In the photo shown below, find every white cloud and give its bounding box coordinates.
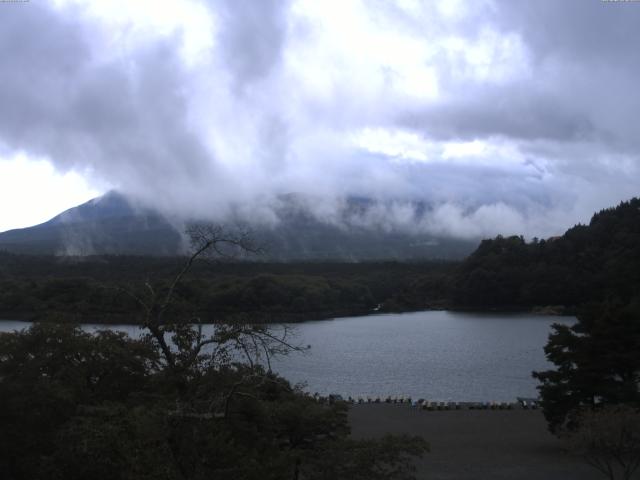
[0,0,638,239]
[0,154,101,232]
[424,202,526,239]
[351,128,433,163]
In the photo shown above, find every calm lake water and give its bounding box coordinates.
[0,311,573,402]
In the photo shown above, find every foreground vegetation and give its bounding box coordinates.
[533,300,640,433]
[0,226,428,479]
[0,322,428,480]
[531,299,640,480]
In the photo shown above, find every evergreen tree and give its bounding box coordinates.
[533,300,640,433]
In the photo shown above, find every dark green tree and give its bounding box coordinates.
[533,300,640,433]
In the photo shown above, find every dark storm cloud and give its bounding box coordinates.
[497,0,640,63]
[0,4,89,147]
[216,0,291,90]
[0,0,638,239]
[401,87,597,143]
[508,0,640,150]
[401,0,640,149]
[0,2,228,215]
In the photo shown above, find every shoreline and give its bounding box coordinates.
[0,304,574,326]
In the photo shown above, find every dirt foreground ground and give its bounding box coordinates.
[349,404,606,480]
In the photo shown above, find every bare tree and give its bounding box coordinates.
[120,223,306,374]
[565,405,640,480]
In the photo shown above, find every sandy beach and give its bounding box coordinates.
[349,404,605,480]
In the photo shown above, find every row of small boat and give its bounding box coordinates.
[312,394,540,410]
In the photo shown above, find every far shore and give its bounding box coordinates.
[349,403,600,480]
[0,304,575,327]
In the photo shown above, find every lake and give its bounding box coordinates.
[0,310,572,402]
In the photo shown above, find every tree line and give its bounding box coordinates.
[0,253,455,323]
[451,198,640,311]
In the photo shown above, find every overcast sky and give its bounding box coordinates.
[0,0,639,238]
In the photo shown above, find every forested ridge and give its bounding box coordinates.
[525,201,640,469]
[1,198,639,323]
[0,256,454,323]
[452,197,640,311]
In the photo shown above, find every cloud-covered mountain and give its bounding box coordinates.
[0,192,478,260]
[1,1,639,240]
[0,192,183,256]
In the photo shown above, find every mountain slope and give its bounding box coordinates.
[0,192,479,260]
[0,192,183,255]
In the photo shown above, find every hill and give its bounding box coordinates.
[0,192,183,256]
[451,198,640,311]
